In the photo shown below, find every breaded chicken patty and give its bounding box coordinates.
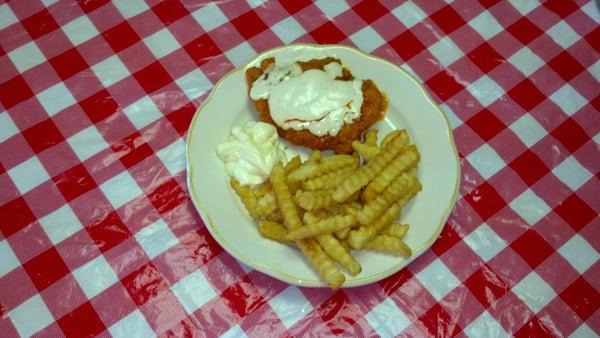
[245,57,387,154]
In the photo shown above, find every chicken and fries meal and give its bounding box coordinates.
[216,55,422,289]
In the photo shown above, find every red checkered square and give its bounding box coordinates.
[560,277,599,320]
[466,109,506,141]
[467,42,504,73]
[232,10,268,40]
[584,27,600,53]
[21,118,65,154]
[279,0,312,15]
[221,275,266,319]
[418,303,462,337]
[133,61,172,94]
[78,0,110,13]
[0,197,36,238]
[514,316,556,338]
[510,229,555,269]
[388,30,426,61]
[544,0,579,19]
[465,264,510,308]
[508,78,546,111]
[551,118,589,154]
[310,22,346,44]
[57,301,106,337]
[554,193,596,231]
[49,48,89,81]
[352,0,388,24]
[464,182,507,221]
[426,70,466,101]
[509,150,550,185]
[314,291,364,336]
[102,21,140,53]
[0,75,34,109]
[140,290,188,335]
[507,17,544,45]
[86,210,131,253]
[111,132,154,169]
[431,223,462,256]
[23,247,70,291]
[152,0,189,26]
[40,274,87,319]
[6,222,52,263]
[122,262,170,306]
[78,89,119,124]
[21,8,59,39]
[548,51,585,82]
[430,5,466,34]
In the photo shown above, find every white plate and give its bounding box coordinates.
[187,44,460,288]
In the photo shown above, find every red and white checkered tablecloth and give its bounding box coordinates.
[0,0,598,337]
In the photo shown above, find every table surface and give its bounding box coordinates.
[0,0,599,337]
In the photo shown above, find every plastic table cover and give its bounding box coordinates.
[0,0,598,337]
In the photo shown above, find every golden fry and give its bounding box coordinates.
[288,155,358,182]
[357,173,418,226]
[287,214,357,240]
[381,130,401,149]
[381,223,409,239]
[231,178,261,219]
[332,131,409,202]
[270,162,302,231]
[258,221,289,242]
[295,190,335,211]
[365,129,378,146]
[302,166,356,191]
[335,227,350,239]
[308,150,322,163]
[284,156,302,174]
[363,145,420,201]
[297,239,345,289]
[366,235,412,257]
[257,192,277,217]
[316,234,361,275]
[352,140,380,161]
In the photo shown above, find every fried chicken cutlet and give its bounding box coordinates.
[245,57,387,154]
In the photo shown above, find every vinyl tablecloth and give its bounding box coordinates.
[0,0,599,337]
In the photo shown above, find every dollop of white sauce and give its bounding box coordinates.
[249,61,363,137]
[216,121,287,186]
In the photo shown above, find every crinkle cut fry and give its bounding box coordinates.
[270,162,302,231]
[231,178,261,219]
[366,234,412,257]
[287,214,357,240]
[302,166,356,191]
[297,239,345,289]
[258,221,289,242]
[357,172,418,226]
[332,130,409,202]
[363,144,419,201]
[381,223,409,238]
[288,155,358,182]
[295,189,335,211]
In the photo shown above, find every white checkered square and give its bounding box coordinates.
[123,95,164,130]
[220,324,248,338]
[0,112,19,143]
[416,259,460,301]
[467,143,505,180]
[547,21,580,49]
[135,219,179,259]
[8,156,50,194]
[0,240,20,278]
[39,204,83,245]
[37,82,77,116]
[467,75,504,107]
[550,84,587,116]
[508,46,544,77]
[9,295,54,337]
[156,138,187,176]
[109,309,155,338]
[509,189,550,226]
[589,60,600,81]
[0,4,18,30]
[428,36,463,68]
[440,104,462,129]
[582,1,600,23]
[512,271,556,313]
[226,42,256,67]
[315,0,349,19]
[558,234,599,274]
[469,10,503,40]
[91,55,130,88]
[365,298,410,337]
[175,69,213,101]
[8,41,46,73]
[464,311,509,338]
[62,15,100,46]
[67,125,109,162]
[172,270,217,314]
[73,254,119,299]
[113,0,149,19]
[42,0,58,6]
[552,156,593,191]
[569,323,596,338]
[191,3,228,32]
[350,26,385,53]
[392,2,427,28]
[272,17,306,44]
[464,223,506,262]
[510,0,540,16]
[247,0,267,8]
[594,131,600,145]
[100,171,143,209]
[268,286,313,329]
[509,113,547,147]
[144,28,180,59]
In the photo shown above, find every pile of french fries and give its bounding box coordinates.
[230,129,421,289]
